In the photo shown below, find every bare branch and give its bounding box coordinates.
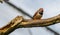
[19,14,60,27]
[0,14,60,35]
[0,7,60,35]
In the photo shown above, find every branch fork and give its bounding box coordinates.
[0,8,60,35]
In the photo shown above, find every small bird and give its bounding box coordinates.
[33,8,43,20]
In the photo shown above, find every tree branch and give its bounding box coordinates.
[0,14,60,35]
[19,14,60,27]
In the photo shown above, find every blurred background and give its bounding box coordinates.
[0,0,60,35]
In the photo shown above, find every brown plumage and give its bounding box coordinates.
[33,8,43,20]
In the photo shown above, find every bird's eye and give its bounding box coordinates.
[39,12,43,15]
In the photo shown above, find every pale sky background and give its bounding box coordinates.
[0,0,60,35]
